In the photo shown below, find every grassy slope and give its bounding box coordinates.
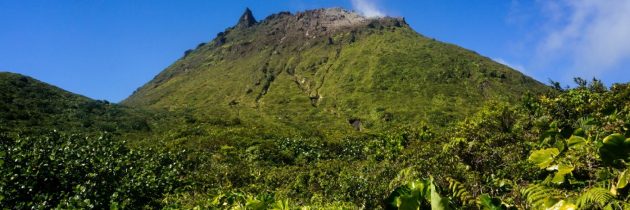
[123,19,549,138]
[0,72,152,135]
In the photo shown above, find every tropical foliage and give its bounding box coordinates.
[3,75,630,209]
[0,131,187,209]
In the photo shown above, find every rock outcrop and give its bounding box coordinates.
[236,7,257,28]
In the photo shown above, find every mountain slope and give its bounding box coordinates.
[0,72,150,134]
[123,8,550,135]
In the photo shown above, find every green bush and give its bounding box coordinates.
[0,131,187,209]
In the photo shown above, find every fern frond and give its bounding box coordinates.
[388,167,419,192]
[576,187,615,209]
[446,177,475,206]
[520,184,561,208]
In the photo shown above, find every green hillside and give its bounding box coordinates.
[0,72,194,209]
[123,8,549,137]
[0,72,152,134]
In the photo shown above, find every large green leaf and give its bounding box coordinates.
[271,199,290,210]
[387,180,429,210]
[387,178,452,210]
[547,200,577,210]
[528,148,560,169]
[602,134,625,147]
[429,178,451,210]
[551,164,574,184]
[600,134,630,163]
[617,169,630,190]
[567,136,586,148]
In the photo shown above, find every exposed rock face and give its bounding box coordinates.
[236,8,257,28]
[228,8,408,38]
[260,8,407,39]
[295,8,369,32]
[205,8,408,57]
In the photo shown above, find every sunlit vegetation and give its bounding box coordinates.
[0,131,187,209]
[2,8,630,209]
[3,72,630,209]
[122,10,549,138]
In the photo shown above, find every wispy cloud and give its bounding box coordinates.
[350,0,385,18]
[536,0,630,77]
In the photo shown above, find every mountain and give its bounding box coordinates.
[0,72,150,134]
[123,8,550,135]
[8,7,627,210]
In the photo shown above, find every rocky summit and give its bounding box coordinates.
[236,7,257,28]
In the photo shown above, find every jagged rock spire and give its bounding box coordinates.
[237,7,257,28]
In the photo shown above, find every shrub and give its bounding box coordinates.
[0,131,187,209]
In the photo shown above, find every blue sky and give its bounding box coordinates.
[1,0,629,102]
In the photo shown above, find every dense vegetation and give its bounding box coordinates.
[0,72,154,135]
[3,8,630,210]
[3,73,630,209]
[0,132,187,209]
[151,78,630,209]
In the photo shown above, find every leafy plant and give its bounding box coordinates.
[0,131,187,209]
[446,177,475,207]
[386,176,453,210]
[599,133,630,164]
[520,184,568,209]
[575,187,617,209]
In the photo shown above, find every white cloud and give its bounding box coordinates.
[350,0,385,18]
[493,57,527,74]
[536,0,630,77]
